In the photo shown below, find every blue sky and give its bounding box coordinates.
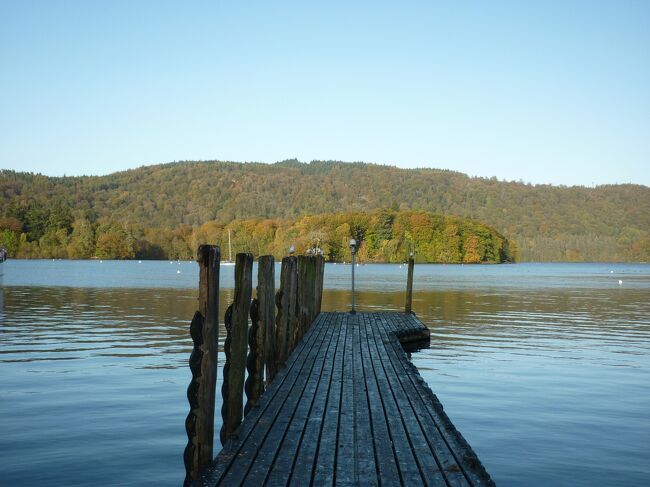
[1,1,649,186]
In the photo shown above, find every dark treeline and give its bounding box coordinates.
[0,208,514,263]
[1,159,648,261]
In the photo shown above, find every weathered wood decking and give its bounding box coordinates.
[195,312,494,486]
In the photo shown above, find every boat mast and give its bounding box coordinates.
[228,230,232,262]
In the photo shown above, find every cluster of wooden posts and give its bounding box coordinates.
[184,245,325,485]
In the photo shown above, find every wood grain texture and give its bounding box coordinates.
[196,312,494,487]
[220,253,253,444]
[245,298,262,416]
[275,256,298,371]
[184,245,220,485]
[259,256,277,384]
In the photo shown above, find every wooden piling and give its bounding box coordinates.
[258,256,276,384]
[245,298,261,416]
[220,252,253,444]
[297,255,317,339]
[184,245,220,486]
[244,255,275,412]
[405,256,414,314]
[314,255,325,316]
[275,256,298,371]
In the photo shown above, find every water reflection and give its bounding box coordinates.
[1,265,650,486]
[2,286,648,368]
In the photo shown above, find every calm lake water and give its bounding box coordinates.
[1,260,649,486]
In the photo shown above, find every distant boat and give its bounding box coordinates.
[221,230,235,266]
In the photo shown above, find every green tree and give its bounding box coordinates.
[95,222,135,259]
[67,219,95,258]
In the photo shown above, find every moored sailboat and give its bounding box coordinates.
[221,230,235,266]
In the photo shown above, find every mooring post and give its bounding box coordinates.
[245,297,261,416]
[297,255,316,339]
[258,255,276,385]
[245,255,275,413]
[275,256,297,370]
[405,254,415,314]
[221,252,253,444]
[314,255,325,316]
[184,245,220,486]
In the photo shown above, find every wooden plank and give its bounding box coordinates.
[184,245,220,485]
[384,313,494,486]
[311,313,348,485]
[220,252,253,444]
[195,312,494,487]
[218,313,332,485]
[370,314,455,487]
[363,313,426,484]
[382,314,470,486]
[358,313,402,485]
[349,312,379,486]
[288,313,346,486]
[335,311,358,485]
[244,312,339,485]
[197,315,327,486]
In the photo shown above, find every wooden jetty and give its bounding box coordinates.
[185,246,494,486]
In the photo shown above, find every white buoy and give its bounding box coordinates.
[100,260,103,263]
[138,260,142,264]
[618,279,623,285]
[177,270,181,274]
[610,270,614,274]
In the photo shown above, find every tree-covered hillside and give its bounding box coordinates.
[1,160,648,261]
[0,208,513,264]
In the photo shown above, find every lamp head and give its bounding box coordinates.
[289,244,295,254]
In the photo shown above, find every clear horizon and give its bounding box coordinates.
[1,1,649,186]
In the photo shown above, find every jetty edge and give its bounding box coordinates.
[184,246,494,486]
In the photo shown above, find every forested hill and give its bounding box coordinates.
[1,160,649,261]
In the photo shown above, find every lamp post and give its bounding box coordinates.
[349,238,357,314]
